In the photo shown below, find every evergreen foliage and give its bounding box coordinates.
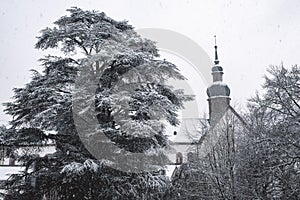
[3,7,191,199]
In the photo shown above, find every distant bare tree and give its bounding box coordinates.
[244,65,300,199]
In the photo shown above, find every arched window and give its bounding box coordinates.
[176,152,183,164]
[187,152,195,163]
[8,156,15,166]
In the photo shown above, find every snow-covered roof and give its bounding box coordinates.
[0,146,56,181]
[172,118,208,143]
[166,118,208,164]
[0,166,23,181]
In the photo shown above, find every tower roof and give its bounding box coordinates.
[207,82,230,97]
[207,36,230,98]
[212,36,223,73]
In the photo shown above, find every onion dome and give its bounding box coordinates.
[207,81,230,97]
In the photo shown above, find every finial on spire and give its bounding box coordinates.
[214,35,217,46]
[214,35,219,65]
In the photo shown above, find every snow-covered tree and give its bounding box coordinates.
[3,7,192,199]
[244,65,300,199]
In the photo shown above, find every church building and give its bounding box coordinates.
[170,40,249,195]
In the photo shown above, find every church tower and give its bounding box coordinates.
[207,37,231,126]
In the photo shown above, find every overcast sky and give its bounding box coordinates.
[1,0,300,124]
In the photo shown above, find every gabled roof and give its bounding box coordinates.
[198,105,249,147]
[228,105,249,130]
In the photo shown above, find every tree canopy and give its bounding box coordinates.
[3,7,192,199]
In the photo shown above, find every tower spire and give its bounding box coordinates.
[214,35,219,65]
[207,36,231,125]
